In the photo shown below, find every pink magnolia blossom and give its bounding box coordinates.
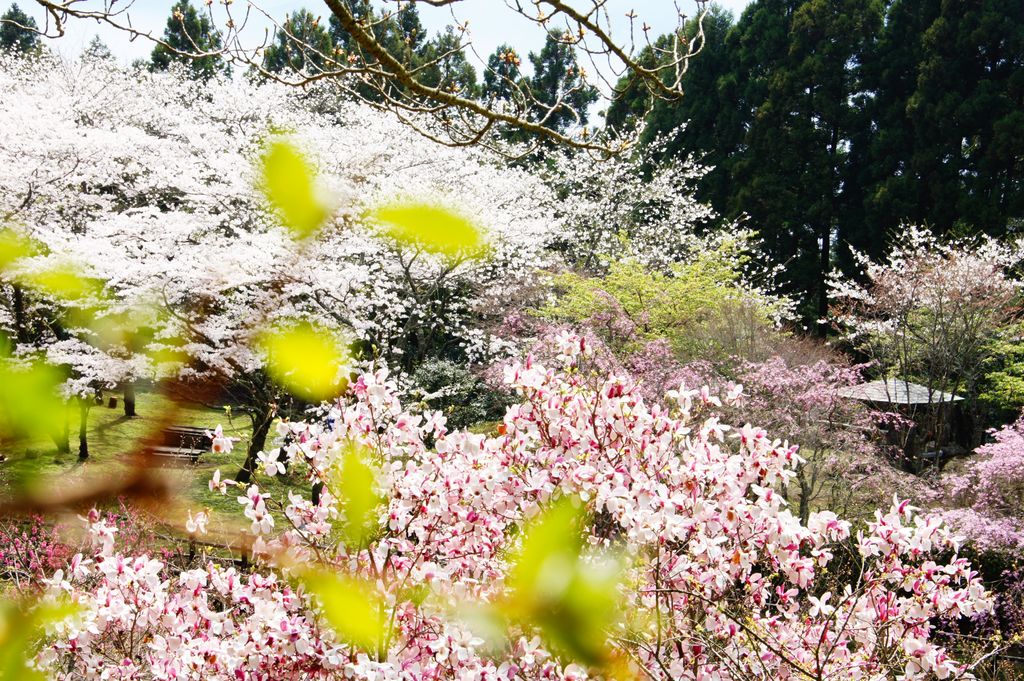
[206,424,237,454]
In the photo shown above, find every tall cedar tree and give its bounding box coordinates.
[150,0,225,80]
[528,31,599,133]
[482,43,523,102]
[605,6,741,211]
[328,4,476,100]
[858,0,1024,241]
[0,3,40,53]
[82,36,113,61]
[606,0,1023,326]
[419,26,479,97]
[262,9,334,74]
[729,0,883,328]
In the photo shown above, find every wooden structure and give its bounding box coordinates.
[838,378,966,470]
[837,378,963,406]
[148,425,211,466]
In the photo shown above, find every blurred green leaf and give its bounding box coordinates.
[141,330,190,368]
[18,266,103,303]
[337,443,382,546]
[0,596,79,681]
[259,140,329,239]
[0,348,68,444]
[259,321,348,401]
[368,203,484,258]
[300,570,387,651]
[84,306,154,351]
[0,228,36,274]
[504,496,623,668]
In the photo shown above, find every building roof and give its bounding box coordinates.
[837,378,963,405]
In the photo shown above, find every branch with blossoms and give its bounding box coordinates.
[33,334,999,679]
[829,226,1023,466]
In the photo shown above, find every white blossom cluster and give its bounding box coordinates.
[0,53,570,389]
[544,130,720,272]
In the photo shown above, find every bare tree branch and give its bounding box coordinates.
[13,0,710,155]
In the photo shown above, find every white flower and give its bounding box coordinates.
[808,591,834,617]
[209,469,233,494]
[257,449,283,477]
[206,424,237,454]
[186,510,209,535]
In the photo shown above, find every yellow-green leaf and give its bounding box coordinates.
[259,322,348,401]
[336,443,382,546]
[0,353,68,443]
[504,496,623,667]
[146,344,190,367]
[0,596,79,681]
[509,498,585,599]
[259,140,329,239]
[0,228,35,274]
[368,203,484,258]
[300,570,387,651]
[19,266,102,303]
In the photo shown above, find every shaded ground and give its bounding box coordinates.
[0,388,307,543]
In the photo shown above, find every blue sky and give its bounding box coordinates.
[3,0,752,72]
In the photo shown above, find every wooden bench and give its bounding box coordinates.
[161,426,212,452]
[148,445,205,466]
[147,425,213,466]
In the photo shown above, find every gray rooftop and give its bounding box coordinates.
[837,378,963,405]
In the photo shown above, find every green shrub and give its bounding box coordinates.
[410,359,512,431]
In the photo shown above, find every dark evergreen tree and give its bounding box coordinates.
[262,9,334,74]
[0,3,40,54]
[82,35,113,62]
[482,43,524,102]
[394,3,426,57]
[605,6,740,210]
[328,0,376,53]
[150,0,225,80]
[419,26,478,97]
[328,3,434,102]
[730,0,883,327]
[860,0,1024,241]
[527,31,599,132]
[599,0,1023,327]
[329,2,423,66]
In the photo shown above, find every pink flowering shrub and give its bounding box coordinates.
[492,315,714,406]
[40,511,338,680]
[0,501,159,594]
[731,356,916,523]
[0,515,75,591]
[936,415,1024,552]
[41,336,994,680]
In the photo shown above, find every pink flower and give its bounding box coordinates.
[185,510,209,535]
[206,424,237,454]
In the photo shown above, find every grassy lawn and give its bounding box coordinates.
[0,387,308,543]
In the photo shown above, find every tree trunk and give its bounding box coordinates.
[123,380,136,417]
[799,482,811,526]
[235,409,273,484]
[12,284,28,344]
[816,224,831,337]
[62,403,70,453]
[78,398,90,461]
[796,465,811,526]
[48,402,71,455]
